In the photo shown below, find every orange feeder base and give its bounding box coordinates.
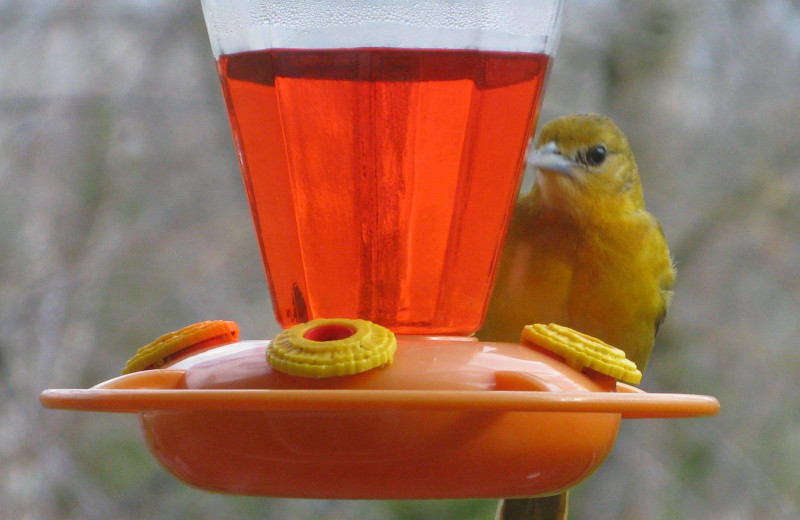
[40,336,718,499]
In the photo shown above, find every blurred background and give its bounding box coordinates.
[3,0,800,518]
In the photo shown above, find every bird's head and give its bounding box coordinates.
[529,114,644,209]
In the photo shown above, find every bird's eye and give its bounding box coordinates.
[585,145,607,167]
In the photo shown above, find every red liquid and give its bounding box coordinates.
[217,48,550,334]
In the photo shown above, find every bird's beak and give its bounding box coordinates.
[528,141,575,175]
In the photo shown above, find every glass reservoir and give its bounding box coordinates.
[204,0,563,334]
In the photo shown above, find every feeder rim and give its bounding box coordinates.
[40,371,719,419]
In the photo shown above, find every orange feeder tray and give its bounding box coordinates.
[40,331,718,500]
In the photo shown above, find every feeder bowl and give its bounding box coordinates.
[40,334,718,499]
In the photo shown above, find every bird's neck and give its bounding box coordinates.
[530,175,644,225]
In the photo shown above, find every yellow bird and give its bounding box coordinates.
[480,114,676,520]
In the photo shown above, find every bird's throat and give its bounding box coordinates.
[532,173,630,226]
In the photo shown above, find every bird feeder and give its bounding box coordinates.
[40,0,719,501]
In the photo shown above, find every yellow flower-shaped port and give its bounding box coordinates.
[267,318,397,378]
[122,320,240,375]
[521,323,642,385]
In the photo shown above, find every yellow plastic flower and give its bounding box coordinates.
[267,318,396,378]
[122,320,239,374]
[521,323,642,384]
